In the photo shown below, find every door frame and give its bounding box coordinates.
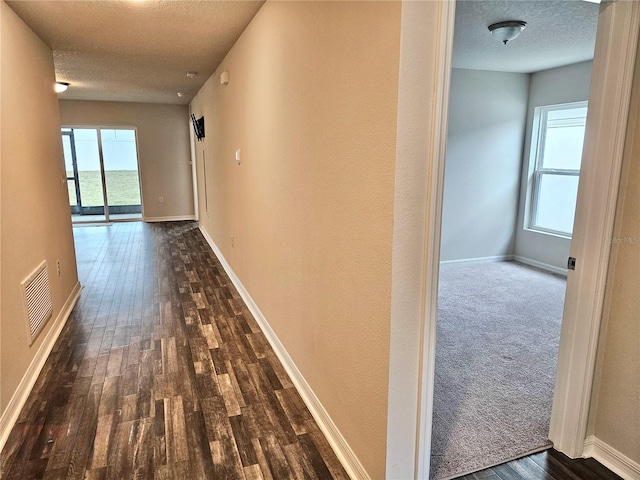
[61,130,82,213]
[386,1,640,478]
[189,117,199,221]
[548,0,640,456]
[62,125,145,222]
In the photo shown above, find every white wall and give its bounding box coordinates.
[441,69,529,261]
[514,61,593,269]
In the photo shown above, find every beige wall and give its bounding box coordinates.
[587,42,640,464]
[1,2,79,413]
[190,1,401,476]
[58,100,194,220]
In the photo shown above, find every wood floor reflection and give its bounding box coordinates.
[0,221,347,480]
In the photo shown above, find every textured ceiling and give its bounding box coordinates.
[6,0,264,105]
[7,0,598,103]
[453,0,600,73]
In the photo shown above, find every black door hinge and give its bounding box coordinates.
[568,257,577,271]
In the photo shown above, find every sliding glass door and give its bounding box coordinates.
[62,127,142,223]
[101,129,142,218]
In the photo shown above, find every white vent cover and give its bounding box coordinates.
[21,261,53,345]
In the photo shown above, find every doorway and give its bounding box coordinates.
[384,1,640,479]
[62,127,143,223]
[430,3,597,476]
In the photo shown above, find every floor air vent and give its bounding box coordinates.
[22,261,53,345]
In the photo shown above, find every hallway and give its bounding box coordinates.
[0,222,346,479]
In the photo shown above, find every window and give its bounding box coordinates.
[527,102,588,237]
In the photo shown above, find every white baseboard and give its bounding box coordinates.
[0,281,82,452]
[439,254,569,277]
[144,215,195,223]
[513,255,568,276]
[584,435,640,479]
[198,226,369,480]
[440,254,514,265]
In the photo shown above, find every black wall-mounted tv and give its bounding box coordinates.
[191,114,205,141]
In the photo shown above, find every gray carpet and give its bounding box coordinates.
[430,261,567,479]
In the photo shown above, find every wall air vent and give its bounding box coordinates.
[21,261,53,346]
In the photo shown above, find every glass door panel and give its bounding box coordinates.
[100,129,142,219]
[73,128,106,221]
[62,133,80,212]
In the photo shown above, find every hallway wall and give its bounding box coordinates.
[1,2,79,415]
[190,1,401,476]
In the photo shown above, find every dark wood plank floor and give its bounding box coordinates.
[457,448,622,480]
[0,221,348,479]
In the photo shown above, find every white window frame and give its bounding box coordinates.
[526,101,588,238]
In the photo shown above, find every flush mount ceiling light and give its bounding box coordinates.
[186,71,198,78]
[177,92,185,97]
[488,20,527,45]
[55,81,70,93]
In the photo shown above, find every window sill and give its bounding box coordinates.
[524,227,573,240]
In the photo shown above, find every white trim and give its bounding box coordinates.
[415,1,456,479]
[584,436,640,480]
[143,215,196,223]
[440,255,514,266]
[386,1,456,478]
[0,282,82,452]
[440,255,569,277]
[549,0,640,457]
[188,117,199,222]
[523,226,572,240]
[198,227,369,480]
[513,255,568,276]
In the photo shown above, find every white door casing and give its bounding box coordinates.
[189,118,199,221]
[548,0,640,457]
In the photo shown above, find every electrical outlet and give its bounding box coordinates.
[231,235,235,248]
[56,260,61,276]
[159,196,164,203]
